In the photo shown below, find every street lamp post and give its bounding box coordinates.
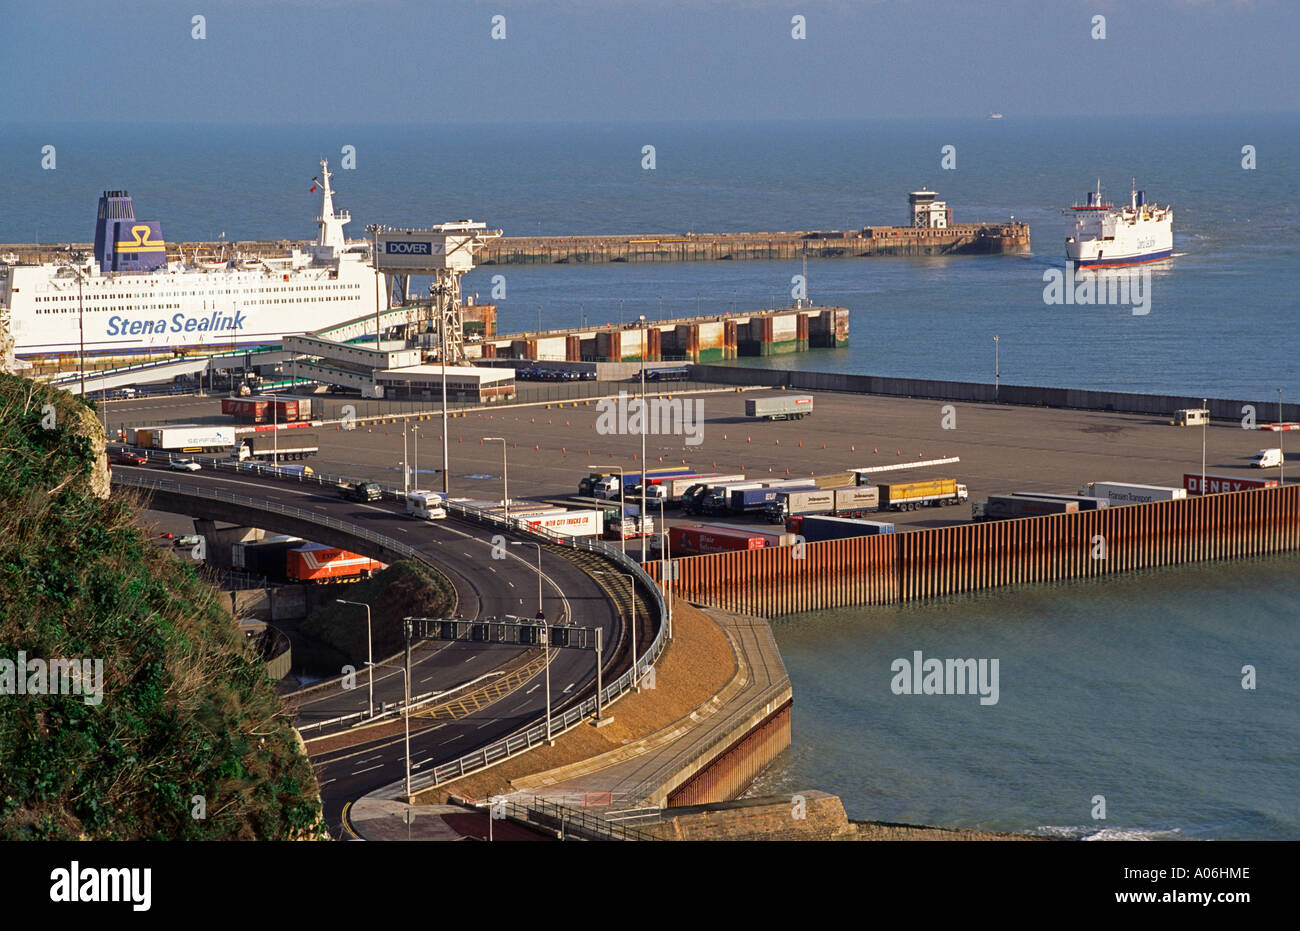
[336,599,373,718]
[1201,397,1208,495]
[402,418,409,493]
[993,335,999,402]
[440,299,449,496]
[373,662,411,800]
[639,314,648,561]
[486,437,508,519]
[1279,389,1286,485]
[659,495,672,641]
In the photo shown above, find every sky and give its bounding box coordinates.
[5,0,1298,125]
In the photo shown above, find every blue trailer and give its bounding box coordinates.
[729,484,817,514]
[798,515,896,542]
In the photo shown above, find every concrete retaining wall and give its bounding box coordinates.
[691,364,1300,423]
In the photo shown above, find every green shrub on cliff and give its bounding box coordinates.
[0,373,324,840]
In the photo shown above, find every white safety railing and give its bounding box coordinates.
[111,466,669,789]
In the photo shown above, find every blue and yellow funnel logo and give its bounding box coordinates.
[115,224,166,254]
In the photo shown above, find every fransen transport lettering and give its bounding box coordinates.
[105,310,248,337]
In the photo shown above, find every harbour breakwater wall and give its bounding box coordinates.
[691,365,1300,424]
[474,223,1029,266]
[0,222,1029,269]
[643,486,1300,617]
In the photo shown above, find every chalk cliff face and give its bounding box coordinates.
[69,400,111,500]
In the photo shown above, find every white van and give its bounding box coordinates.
[1250,448,1283,469]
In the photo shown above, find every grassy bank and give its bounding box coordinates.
[0,373,324,840]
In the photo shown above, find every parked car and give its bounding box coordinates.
[170,459,202,472]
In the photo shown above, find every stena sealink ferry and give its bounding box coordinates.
[0,160,380,367]
[1065,180,1173,268]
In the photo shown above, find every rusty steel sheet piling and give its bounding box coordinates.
[644,486,1300,617]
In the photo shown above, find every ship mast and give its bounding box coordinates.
[314,159,349,252]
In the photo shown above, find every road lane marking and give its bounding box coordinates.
[562,682,575,693]
[351,764,384,775]
[525,685,540,695]
[441,734,463,745]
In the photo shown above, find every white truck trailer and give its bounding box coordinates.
[1076,482,1188,504]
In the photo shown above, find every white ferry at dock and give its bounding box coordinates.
[0,161,380,368]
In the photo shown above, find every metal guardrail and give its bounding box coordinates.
[506,798,661,842]
[111,462,670,790]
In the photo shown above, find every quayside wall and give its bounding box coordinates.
[691,365,1300,423]
[643,486,1300,617]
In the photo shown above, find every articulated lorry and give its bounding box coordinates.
[644,473,744,506]
[972,495,1080,522]
[877,478,968,511]
[745,395,814,421]
[522,509,604,538]
[221,396,313,423]
[798,515,895,542]
[234,432,319,462]
[1009,492,1110,510]
[338,480,383,502]
[129,424,236,453]
[765,486,880,523]
[591,467,694,500]
[701,479,813,516]
[728,484,819,515]
[1183,473,1279,495]
[668,525,769,556]
[700,523,798,548]
[1076,482,1187,504]
[607,509,655,540]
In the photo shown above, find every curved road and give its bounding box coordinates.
[115,463,633,836]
